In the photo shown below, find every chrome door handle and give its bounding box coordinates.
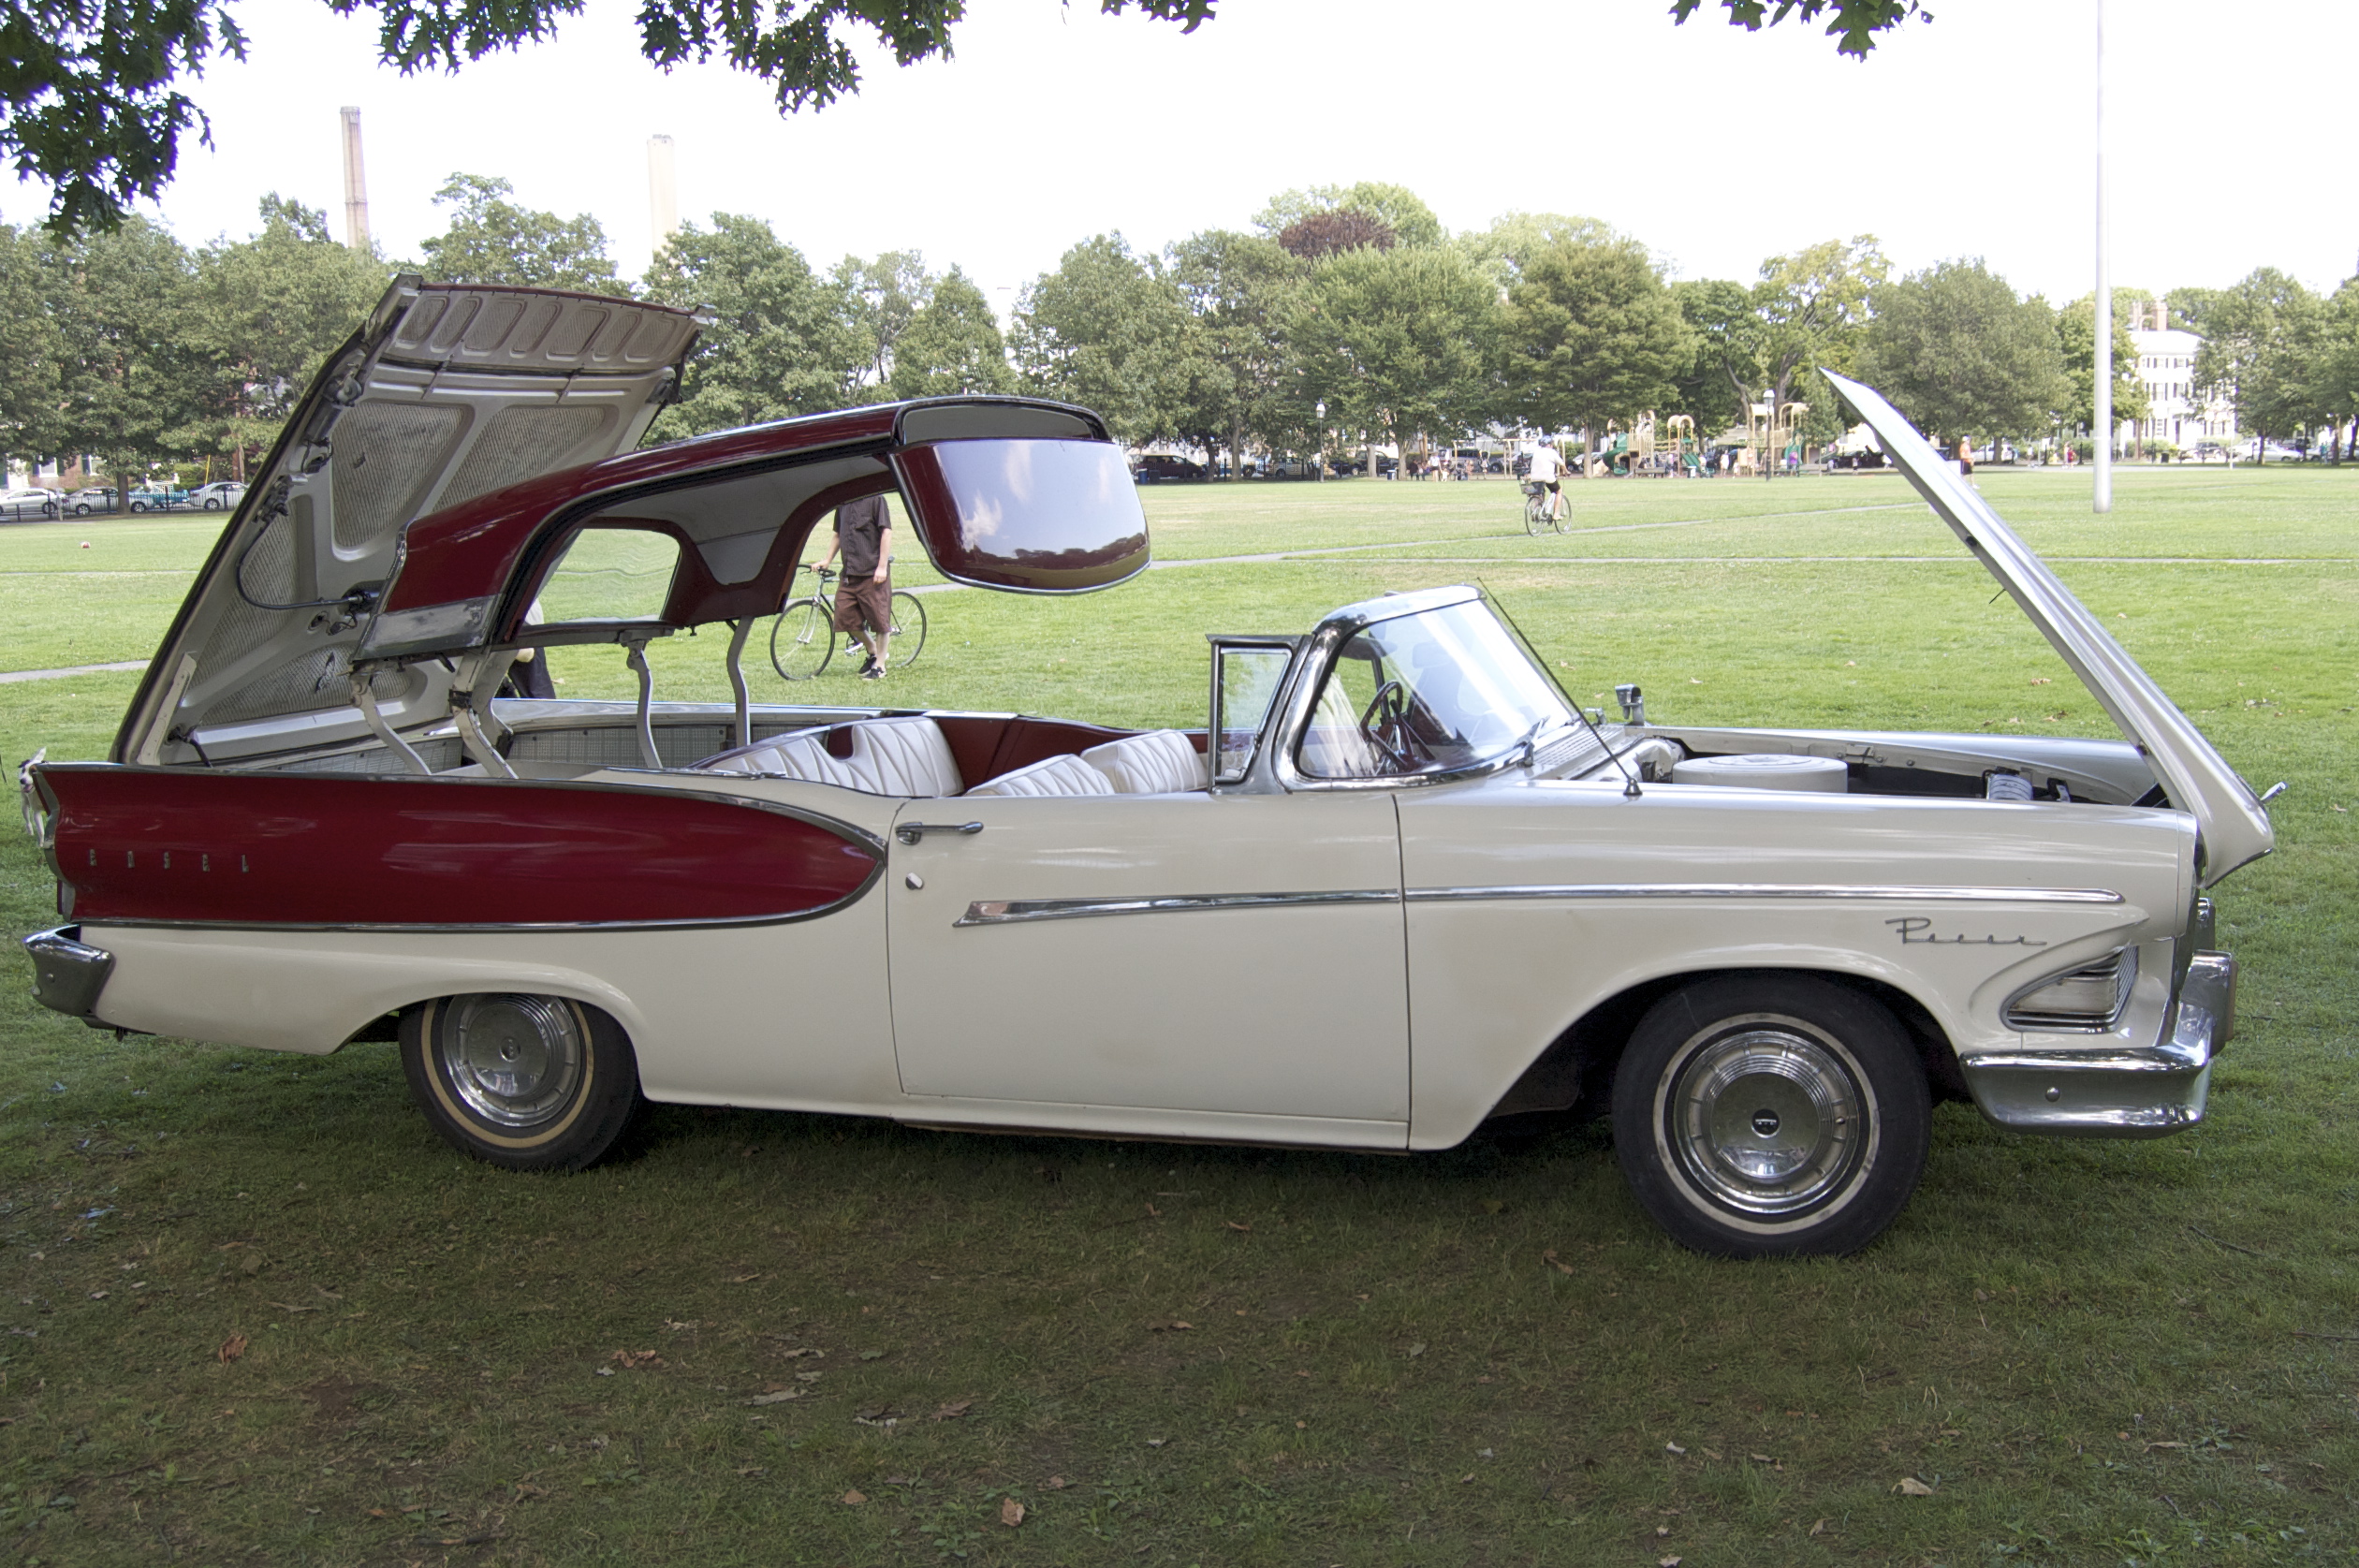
[896,820,985,845]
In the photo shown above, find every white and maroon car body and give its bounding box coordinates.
[18,285,2272,1256]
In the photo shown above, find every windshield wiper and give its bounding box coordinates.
[1481,580,1643,799]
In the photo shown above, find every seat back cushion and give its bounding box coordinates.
[842,716,964,798]
[965,752,1117,798]
[698,732,859,788]
[1080,729,1208,794]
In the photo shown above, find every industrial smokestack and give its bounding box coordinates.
[647,135,679,252]
[340,107,371,252]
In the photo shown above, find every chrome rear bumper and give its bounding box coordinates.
[23,925,115,1026]
[1962,949,2235,1136]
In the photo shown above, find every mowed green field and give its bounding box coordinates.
[0,466,2354,1565]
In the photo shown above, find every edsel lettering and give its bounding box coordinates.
[1886,916,2047,948]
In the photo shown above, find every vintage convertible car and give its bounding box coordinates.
[19,282,2272,1256]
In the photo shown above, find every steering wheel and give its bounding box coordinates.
[1358,680,1416,771]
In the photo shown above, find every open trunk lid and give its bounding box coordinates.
[115,278,704,767]
[1825,371,2274,886]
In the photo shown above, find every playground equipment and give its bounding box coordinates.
[1746,400,1810,477]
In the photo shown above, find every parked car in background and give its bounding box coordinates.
[14,290,2269,1260]
[0,487,59,520]
[188,481,248,510]
[127,485,190,512]
[1132,455,1205,483]
[66,488,121,515]
[1265,456,1321,479]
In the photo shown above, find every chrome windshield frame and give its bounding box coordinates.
[1253,585,1571,796]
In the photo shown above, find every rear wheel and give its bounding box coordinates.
[1522,487,1550,535]
[402,993,642,1171]
[886,589,927,668]
[1610,975,1929,1257]
[769,596,834,681]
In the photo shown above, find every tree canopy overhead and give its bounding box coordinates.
[1667,0,1930,58]
[2,0,1217,231]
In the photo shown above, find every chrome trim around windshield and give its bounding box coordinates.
[954,889,1399,927]
[1404,883,2125,904]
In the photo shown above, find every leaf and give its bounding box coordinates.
[730,1272,762,1283]
[857,1349,886,1360]
[930,1399,974,1422]
[1405,1342,1427,1359]
[745,1391,800,1406]
[1224,1220,1253,1233]
[1810,1518,1830,1536]
[1000,1497,1025,1527]
[609,1349,664,1370]
[842,1489,867,1505]
[1542,1249,1575,1276]
[1665,1441,1687,1455]
[2146,1440,2187,1451]
[1661,1558,1683,1567]
[780,1347,826,1360]
[216,1333,248,1363]
[1895,1476,1935,1496]
[1750,1453,1776,1463]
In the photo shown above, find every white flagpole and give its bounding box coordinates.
[2093,0,2113,513]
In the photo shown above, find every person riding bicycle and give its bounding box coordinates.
[813,493,894,679]
[1525,439,1566,521]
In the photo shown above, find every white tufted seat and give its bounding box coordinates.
[839,716,963,797]
[1297,679,1383,778]
[964,752,1116,798]
[697,732,861,788]
[1080,729,1209,794]
[693,716,961,796]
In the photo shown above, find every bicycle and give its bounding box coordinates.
[769,565,928,681]
[1521,481,1569,535]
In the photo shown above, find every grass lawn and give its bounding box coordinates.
[0,466,2355,1564]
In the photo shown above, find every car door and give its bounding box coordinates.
[885,791,1408,1142]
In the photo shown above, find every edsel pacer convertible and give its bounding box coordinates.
[19,281,2273,1256]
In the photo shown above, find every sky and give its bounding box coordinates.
[6,0,2353,317]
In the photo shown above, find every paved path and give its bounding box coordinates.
[0,660,149,684]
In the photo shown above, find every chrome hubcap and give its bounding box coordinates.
[1667,1024,1866,1216]
[439,994,583,1128]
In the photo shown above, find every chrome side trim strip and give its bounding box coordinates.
[954,889,1399,928]
[1404,883,2125,905]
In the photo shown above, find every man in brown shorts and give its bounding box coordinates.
[814,492,894,679]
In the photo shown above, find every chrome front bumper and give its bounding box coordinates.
[23,925,115,1026]
[1961,950,2236,1136]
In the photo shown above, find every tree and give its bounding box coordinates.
[1010,234,1194,445]
[186,196,391,474]
[1666,277,1756,431]
[44,215,209,500]
[1668,0,1930,57]
[886,267,1012,399]
[2193,269,2326,454]
[5,0,1217,232]
[1856,258,2065,447]
[418,173,630,295]
[1289,243,1499,475]
[640,212,866,439]
[1681,236,1885,442]
[1257,183,1444,250]
[1167,228,1305,476]
[1460,212,1618,288]
[0,224,66,475]
[833,250,931,390]
[2057,292,2149,441]
[1276,210,1395,263]
[1499,235,1692,444]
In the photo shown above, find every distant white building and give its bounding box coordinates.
[2129,322,2235,451]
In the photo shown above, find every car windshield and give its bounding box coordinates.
[1297,599,1575,779]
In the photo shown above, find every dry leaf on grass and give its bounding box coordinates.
[1664,1441,1687,1455]
[216,1333,248,1363]
[609,1349,664,1370]
[1660,1557,1683,1567]
[745,1391,800,1406]
[1224,1220,1253,1233]
[842,1489,867,1505]
[1895,1476,1935,1496]
[1405,1342,1427,1359]
[1000,1497,1025,1527]
[2146,1441,2187,1451]
[1810,1517,1830,1536]
[1047,1475,1067,1489]
[729,1272,762,1283]
[1541,1249,1575,1275]
[930,1399,974,1422]
[780,1347,826,1360]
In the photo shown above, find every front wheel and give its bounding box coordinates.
[769,596,834,680]
[1610,975,1929,1257]
[886,589,927,668]
[402,993,643,1171]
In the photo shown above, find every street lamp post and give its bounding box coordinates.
[2093,0,2113,513]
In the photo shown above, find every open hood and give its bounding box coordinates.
[117,278,706,766]
[1824,371,2274,886]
